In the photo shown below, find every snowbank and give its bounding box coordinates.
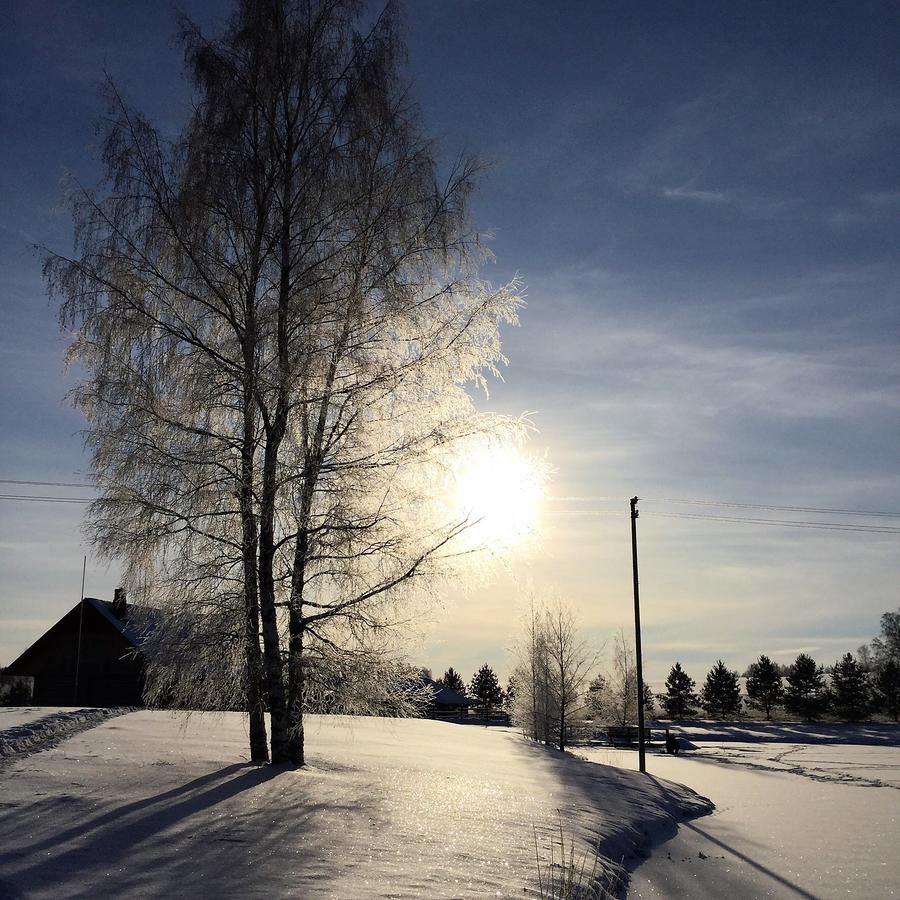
[0,707,130,763]
[651,719,900,746]
[0,712,712,898]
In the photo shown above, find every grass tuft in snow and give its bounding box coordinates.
[532,819,621,899]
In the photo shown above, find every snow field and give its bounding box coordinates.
[579,740,900,898]
[0,712,711,898]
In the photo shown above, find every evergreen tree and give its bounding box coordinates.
[659,663,698,720]
[701,660,742,719]
[831,653,870,721]
[784,653,827,721]
[469,664,503,715]
[875,660,900,721]
[439,667,466,694]
[586,672,608,718]
[745,654,783,719]
[642,682,656,716]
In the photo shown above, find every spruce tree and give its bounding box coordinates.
[701,660,742,719]
[745,654,783,719]
[660,662,698,720]
[784,653,827,721]
[586,672,608,718]
[469,664,503,715]
[875,660,900,721]
[830,653,870,721]
[439,667,466,694]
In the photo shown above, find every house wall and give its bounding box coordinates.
[4,603,145,706]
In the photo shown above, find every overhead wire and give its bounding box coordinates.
[0,494,93,503]
[646,510,900,535]
[547,494,900,519]
[545,494,900,534]
[0,479,91,489]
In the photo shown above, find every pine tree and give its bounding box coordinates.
[830,653,870,721]
[875,660,900,721]
[439,667,466,694]
[784,653,827,721]
[701,660,742,719]
[586,672,608,718]
[745,654,783,719]
[659,662,698,720]
[469,664,503,716]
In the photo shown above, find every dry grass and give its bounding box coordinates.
[532,819,621,899]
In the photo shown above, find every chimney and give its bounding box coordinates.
[112,587,127,620]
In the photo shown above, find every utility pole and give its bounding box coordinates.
[73,555,86,703]
[630,497,647,774]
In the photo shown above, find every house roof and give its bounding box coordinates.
[423,677,472,707]
[83,597,157,648]
[4,596,158,670]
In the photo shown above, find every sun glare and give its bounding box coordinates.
[454,443,544,549]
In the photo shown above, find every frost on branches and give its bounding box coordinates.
[46,0,526,765]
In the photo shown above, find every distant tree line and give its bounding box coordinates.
[430,664,512,717]
[654,608,900,723]
[425,608,900,742]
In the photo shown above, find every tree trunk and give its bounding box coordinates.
[246,601,269,763]
[286,606,305,766]
[258,465,290,762]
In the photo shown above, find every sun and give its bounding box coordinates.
[453,442,544,549]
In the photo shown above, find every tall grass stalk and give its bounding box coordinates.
[532,819,618,899]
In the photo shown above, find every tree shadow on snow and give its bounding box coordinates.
[667,720,900,746]
[506,738,713,895]
[0,762,369,898]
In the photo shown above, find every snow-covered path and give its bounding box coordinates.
[0,712,711,898]
[579,743,900,899]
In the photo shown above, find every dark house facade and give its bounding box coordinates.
[422,677,472,719]
[4,590,150,706]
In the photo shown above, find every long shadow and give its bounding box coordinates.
[505,738,714,897]
[11,762,250,855]
[681,820,819,899]
[1,764,287,890]
[665,720,900,747]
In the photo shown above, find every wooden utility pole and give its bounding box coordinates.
[630,497,647,773]
[73,555,86,703]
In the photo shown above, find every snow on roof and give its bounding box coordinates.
[423,676,472,706]
[83,597,158,648]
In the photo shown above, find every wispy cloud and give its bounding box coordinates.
[662,185,730,204]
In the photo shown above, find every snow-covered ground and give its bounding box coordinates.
[578,736,900,898]
[0,707,81,730]
[0,707,127,761]
[0,711,710,899]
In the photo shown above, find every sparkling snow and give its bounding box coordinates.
[0,712,709,898]
[578,730,900,899]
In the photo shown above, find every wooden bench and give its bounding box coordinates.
[606,725,652,746]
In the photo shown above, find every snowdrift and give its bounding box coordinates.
[0,711,712,898]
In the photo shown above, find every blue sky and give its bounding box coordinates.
[2,1,898,685]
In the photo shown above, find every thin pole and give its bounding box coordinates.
[630,497,647,774]
[73,555,86,704]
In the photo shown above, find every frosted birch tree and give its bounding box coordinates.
[512,602,595,749]
[47,0,525,765]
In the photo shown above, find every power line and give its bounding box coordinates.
[643,497,900,519]
[548,494,900,519]
[646,510,900,535]
[0,479,92,489]
[0,494,92,504]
